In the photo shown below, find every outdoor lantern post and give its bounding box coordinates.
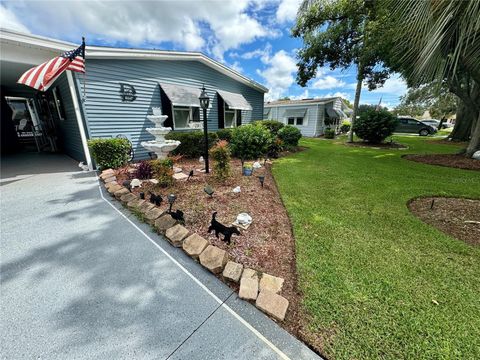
[199,85,210,173]
[167,193,177,213]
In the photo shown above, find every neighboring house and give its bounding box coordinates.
[0,29,267,167]
[264,97,352,137]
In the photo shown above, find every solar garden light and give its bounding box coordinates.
[139,192,145,200]
[199,85,210,173]
[258,175,265,188]
[167,193,177,213]
[204,185,214,197]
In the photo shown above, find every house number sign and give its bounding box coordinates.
[119,83,137,102]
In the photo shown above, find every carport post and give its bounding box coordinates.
[66,70,93,171]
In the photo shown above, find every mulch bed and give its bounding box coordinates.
[344,141,408,149]
[408,197,480,246]
[403,154,480,171]
[115,156,310,345]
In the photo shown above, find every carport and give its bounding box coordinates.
[1,30,91,169]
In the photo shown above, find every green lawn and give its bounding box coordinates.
[273,136,480,360]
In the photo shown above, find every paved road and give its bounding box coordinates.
[1,153,320,360]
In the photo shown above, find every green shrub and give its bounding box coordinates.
[209,140,231,181]
[353,109,398,143]
[230,124,274,164]
[150,158,174,188]
[267,137,284,158]
[278,125,302,149]
[340,120,351,133]
[216,128,234,142]
[252,120,285,135]
[165,131,218,158]
[88,138,131,169]
[324,128,336,139]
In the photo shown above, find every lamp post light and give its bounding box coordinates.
[199,85,210,173]
[167,193,177,213]
[258,175,265,188]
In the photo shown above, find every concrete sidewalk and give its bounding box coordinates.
[0,154,320,360]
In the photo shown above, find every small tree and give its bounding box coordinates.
[353,109,398,143]
[209,140,231,182]
[230,124,273,165]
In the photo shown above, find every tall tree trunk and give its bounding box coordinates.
[348,66,363,143]
[465,112,480,157]
[450,101,476,141]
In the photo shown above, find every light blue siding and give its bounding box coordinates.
[51,74,86,161]
[77,60,265,160]
[266,104,319,137]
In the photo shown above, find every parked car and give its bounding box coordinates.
[395,116,437,136]
[421,119,452,129]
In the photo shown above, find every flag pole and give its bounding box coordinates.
[82,36,86,102]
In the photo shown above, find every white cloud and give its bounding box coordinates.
[324,92,352,102]
[257,50,297,100]
[0,4,30,33]
[290,89,309,100]
[237,43,272,61]
[276,0,302,23]
[2,0,276,58]
[312,75,346,90]
[368,75,407,94]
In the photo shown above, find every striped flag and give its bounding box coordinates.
[17,39,85,92]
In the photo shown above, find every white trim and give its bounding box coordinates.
[66,71,93,170]
[0,28,268,93]
[97,182,290,360]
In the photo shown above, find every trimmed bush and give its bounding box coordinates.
[88,138,131,169]
[324,128,336,139]
[165,131,219,158]
[353,109,398,143]
[209,140,231,181]
[230,124,274,164]
[267,137,284,158]
[340,120,351,133]
[252,120,285,135]
[150,158,173,188]
[216,128,234,142]
[278,125,302,149]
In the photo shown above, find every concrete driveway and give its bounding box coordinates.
[0,153,320,360]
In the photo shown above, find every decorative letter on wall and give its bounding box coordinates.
[119,83,137,102]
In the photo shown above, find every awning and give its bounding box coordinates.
[159,83,201,107]
[263,108,271,117]
[217,90,252,111]
[284,108,307,118]
[327,107,342,118]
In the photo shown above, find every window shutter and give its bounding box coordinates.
[236,110,242,127]
[217,95,225,129]
[160,87,174,129]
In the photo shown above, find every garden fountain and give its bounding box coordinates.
[141,107,180,159]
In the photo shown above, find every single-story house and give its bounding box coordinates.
[264,97,352,137]
[0,29,267,169]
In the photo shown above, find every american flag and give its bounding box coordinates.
[17,39,85,92]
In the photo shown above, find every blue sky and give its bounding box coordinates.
[1,0,407,107]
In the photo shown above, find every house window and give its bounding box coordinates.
[173,106,200,129]
[287,117,304,126]
[52,87,65,120]
[224,104,239,128]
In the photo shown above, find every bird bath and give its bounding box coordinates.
[141,107,180,159]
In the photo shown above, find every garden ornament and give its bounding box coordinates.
[236,213,252,225]
[232,186,241,193]
[208,211,240,244]
[130,178,142,188]
[253,161,262,169]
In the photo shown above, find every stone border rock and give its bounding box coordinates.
[99,168,289,321]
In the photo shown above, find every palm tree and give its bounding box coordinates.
[390,0,480,157]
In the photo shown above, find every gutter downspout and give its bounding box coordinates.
[66,70,93,170]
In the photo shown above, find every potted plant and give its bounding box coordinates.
[242,163,253,176]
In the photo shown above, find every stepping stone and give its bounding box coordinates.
[223,261,243,283]
[104,175,117,183]
[182,234,209,259]
[145,208,165,225]
[127,198,145,210]
[138,201,155,214]
[239,276,259,301]
[165,224,189,247]
[154,214,177,233]
[199,245,228,274]
[120,193,136,204]
[173,166,183,173]
[255,291,289,321]
[107,184,122,195]
[114,187,129,199]
[242,268,259,280]
[259,274,284,294]
[172,172,189,180]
